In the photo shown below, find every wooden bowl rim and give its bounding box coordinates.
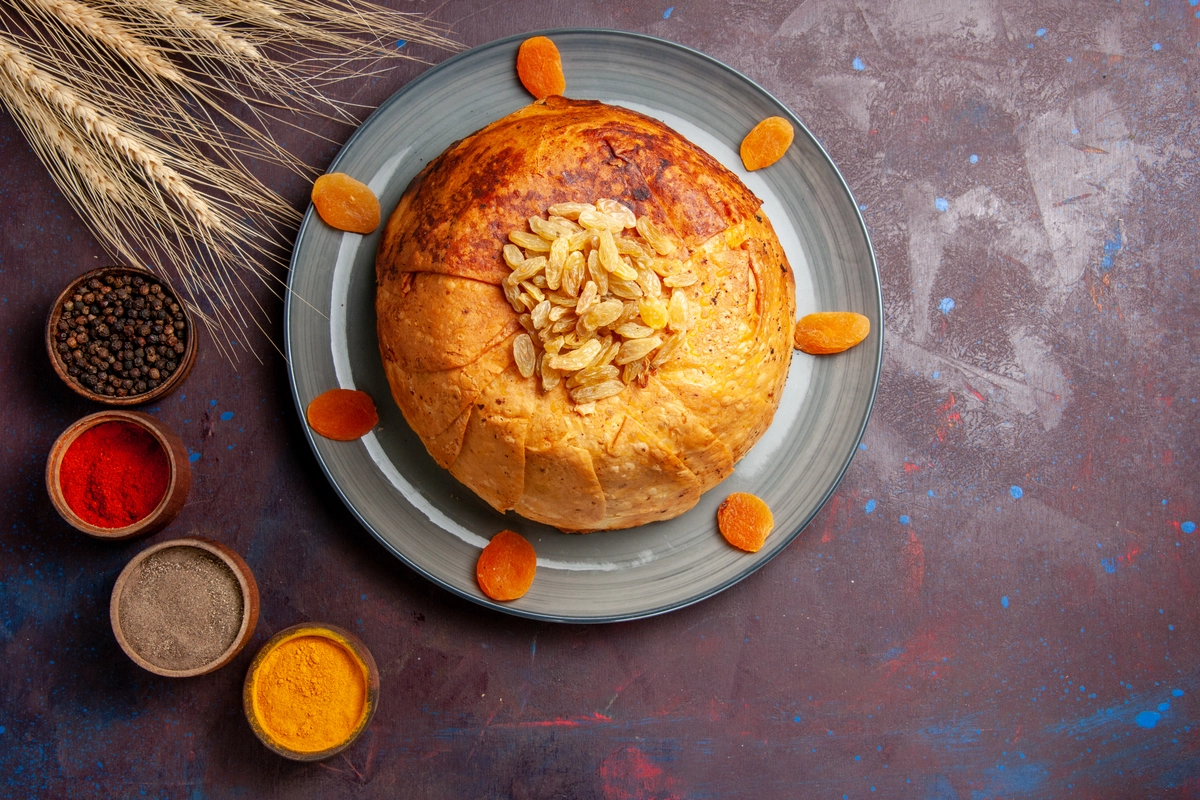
[109,537,259,678]
[242,622,381,761]
[46,265,198,407]
[45,410,190,540]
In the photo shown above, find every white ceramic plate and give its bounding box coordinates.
[285,29,881,622]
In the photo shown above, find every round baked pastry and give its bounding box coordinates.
[376,96,795,531]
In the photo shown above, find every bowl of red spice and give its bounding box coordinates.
[45,410,191,539]
[46,266,197,405]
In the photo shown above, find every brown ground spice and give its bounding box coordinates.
[118,546,243,671]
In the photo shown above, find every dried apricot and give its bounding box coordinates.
[793,311,871,355]
[311,173,380,234]
[739,116,795,171]
[306,388,378,440]
[517,36,566,100]
[476,530,537,601]
[718,492,775,553]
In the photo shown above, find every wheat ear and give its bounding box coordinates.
[111,0,264,61]
[13,6,314,178]
[18,0,186,83]
[0,32,219,229]
[1,81,124,205]
[0,0,460,356]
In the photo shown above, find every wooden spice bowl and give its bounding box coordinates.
[45,410,191,540]
[242,623,380,761]
[46,266,198,406]
[110,537,260,678]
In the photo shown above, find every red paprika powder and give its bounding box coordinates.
[58,421,170,528]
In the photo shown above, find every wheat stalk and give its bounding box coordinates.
[117,0,265,61]
[0,32,221,228]
[0,0,458,357]
[19,0,186,82]
[13,6,311,177]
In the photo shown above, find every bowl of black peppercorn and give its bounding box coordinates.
[46,267,198,405]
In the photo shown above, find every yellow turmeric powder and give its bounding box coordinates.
[251,634,368,753]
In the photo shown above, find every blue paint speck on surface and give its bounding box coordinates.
[663,5,674,18]
[864,499,877,514]
[935,197,949,212]
[1136,711,1161,728]
[938,297,955,314]
[1101,229,1122,270]
[1182,521,1196,534]
[859,443,867,451]
[1158,702,1171,712]
[209,399,217,407]
[852,57,865,71]
[219,411,234,421]
[1010,485,1024,499]
[1036,28,1047,36]
[932,371,940,379]
[1101,558,1116,574]
[793,715,802,723]
[1174,689,1185,697]
[1001,596,1010,609]
[855,755,861,761]
[1066,56,1073,62]
[969,154,978,163]
[900,515,910,525]
[188,451,201,463]
[396,39,406,48]
[1152,42,1162,51]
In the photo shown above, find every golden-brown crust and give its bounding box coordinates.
[376,98,794,531]
[515,442,606,529]
[377,276,515,372]
[653,214,796,462]
[375,96,761,287]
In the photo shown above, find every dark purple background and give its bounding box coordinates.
[2,1,1198,797]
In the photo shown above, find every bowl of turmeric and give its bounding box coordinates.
[242,623,380,761]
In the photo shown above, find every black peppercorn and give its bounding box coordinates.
[56,271,189,401]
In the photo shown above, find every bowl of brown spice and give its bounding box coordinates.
[46,266,197,405]
[110,538,259,678]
